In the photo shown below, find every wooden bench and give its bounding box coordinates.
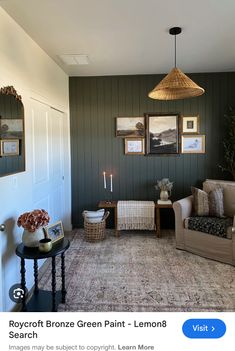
[98,200,173,238]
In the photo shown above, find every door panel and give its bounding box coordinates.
[32,106,49,184]
[31,100,65,226]
[48,108,64,223]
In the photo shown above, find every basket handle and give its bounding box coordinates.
[103,211,110,221]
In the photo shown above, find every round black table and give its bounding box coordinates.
[16,238,70,312]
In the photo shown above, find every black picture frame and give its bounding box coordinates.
[145,113,179,155]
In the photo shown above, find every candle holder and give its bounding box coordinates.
[104,189,113,205]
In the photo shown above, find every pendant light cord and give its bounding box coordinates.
[174,34,177,68]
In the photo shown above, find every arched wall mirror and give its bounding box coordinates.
[0,86,25,177]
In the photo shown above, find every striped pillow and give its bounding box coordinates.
[191,187,209,216]
[208,187,224,218]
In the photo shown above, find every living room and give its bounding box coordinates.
[0,1,234,315]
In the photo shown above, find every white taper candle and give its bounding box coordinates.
[110,174,113,192]
[103,171,106,189]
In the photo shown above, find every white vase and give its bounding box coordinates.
[160,190,169,201]
[22,228,45,247]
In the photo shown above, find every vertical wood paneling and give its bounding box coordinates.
[0,94,25,177]
[70,73,235,227]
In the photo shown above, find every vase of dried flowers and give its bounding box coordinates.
[154,178,173,201]
[17,209,50,247]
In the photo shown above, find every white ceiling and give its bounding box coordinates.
[1,0,235,76]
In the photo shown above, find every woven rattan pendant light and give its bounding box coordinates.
[148,27,205,100]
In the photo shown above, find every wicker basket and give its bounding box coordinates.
[83,211,110,242]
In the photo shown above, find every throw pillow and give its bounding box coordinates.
[191,186,209,216]
[208,187,224,218]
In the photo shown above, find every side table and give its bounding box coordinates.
[15,238,70,312]
[155,201,173,237]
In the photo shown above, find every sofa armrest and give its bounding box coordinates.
[173,195,193,222]
[173,196,193,248]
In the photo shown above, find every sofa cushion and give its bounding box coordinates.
[203,179,235,217]
[191,187,209,216]
[184,216,233,238]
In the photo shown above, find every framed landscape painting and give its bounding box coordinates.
[181,135,205,153]
[116,117,145,137]
[145,113,179,154]
[0,119,23,139]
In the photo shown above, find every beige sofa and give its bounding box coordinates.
[173,179,235,265]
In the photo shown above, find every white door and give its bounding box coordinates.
[48,107,65,223]
[31,99,65,224]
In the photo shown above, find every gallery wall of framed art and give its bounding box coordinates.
[115,113,205,156]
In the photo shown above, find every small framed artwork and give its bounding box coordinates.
[145,113,179,155]
[116,117,145,137]
[124,138,145,155]
[0,139,19,156]
[181,115,199,134]
[181,135,205,154]
[45,220,64,244]
[0,119,24,139]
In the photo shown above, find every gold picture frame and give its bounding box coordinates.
[44,220,64,244]
[124,138,145,155]
[116,117,145,138]
[0,139,19,156]
[181,115,200,134]
[181,135,205,154]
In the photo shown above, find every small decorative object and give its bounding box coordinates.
[39,238,52,253]
[155,178,173,201]
[102,171,113,203]
[44,220,64,244]
[17,209,50,247]
[181,115,199,134]
[145,113,179,154]
[181,135,205,153]
[116,117,145,137]
[124,138,145,155]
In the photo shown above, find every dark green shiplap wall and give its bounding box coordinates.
[70,72,235,227]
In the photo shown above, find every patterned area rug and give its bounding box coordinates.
[38,230,235,312]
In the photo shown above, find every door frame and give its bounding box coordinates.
[0,233,3,311]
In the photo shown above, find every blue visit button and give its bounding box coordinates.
[182,319,226,339]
